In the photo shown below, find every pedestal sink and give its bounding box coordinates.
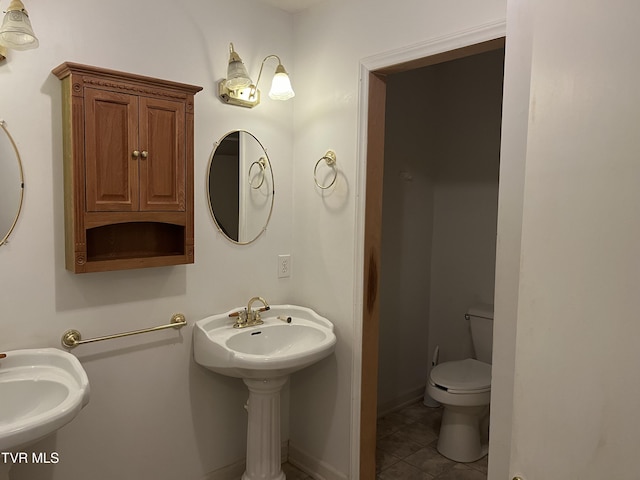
[194,304,336,480]
[0,349,90,479]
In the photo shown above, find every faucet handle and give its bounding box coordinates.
[230,308,249,328]
[229,309,248,319]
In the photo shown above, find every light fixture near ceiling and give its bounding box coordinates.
[219,43,295,108]
[0,0,38,62]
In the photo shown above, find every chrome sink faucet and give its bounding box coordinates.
[229,296,270,328]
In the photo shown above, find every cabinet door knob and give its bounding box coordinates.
[132,150,140,158]
[141,150,148,159]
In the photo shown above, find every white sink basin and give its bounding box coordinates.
[0,348,90,452]
[194,305,336,379]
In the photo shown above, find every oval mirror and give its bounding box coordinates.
[207,130,274,244]
[0,120,25,246]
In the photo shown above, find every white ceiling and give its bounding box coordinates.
[254,0,327,13]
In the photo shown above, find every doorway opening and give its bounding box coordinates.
[359,37,505,479]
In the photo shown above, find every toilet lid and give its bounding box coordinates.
[430,358,491,393]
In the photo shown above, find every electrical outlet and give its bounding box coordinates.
[278,254,291,278]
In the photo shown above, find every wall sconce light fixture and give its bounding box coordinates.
[219,43,294,108]
[0,0,39,52]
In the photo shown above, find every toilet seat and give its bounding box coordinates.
[430,358,491,394]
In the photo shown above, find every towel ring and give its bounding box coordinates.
[248,157,267,189]
[314,150,338,189]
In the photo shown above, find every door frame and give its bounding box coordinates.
[351,21,507,479]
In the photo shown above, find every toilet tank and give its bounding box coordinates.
[467,304,494,364]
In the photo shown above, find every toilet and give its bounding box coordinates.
[426,304,493,463]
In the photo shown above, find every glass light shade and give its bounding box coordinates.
[268,64,295,101]
[225,59,252,90]
[224,43,252,90]
[0,2,38,51]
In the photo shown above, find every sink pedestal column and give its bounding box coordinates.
[242,376,288,480]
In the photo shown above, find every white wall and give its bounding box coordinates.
[428,50,503,366]
[377,67,437,413]
[290,1,506,477]
[488,3,532,477]
[493,0,640,478]
[0,1,295,479]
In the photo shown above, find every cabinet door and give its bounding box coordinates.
[84,88,139,211]
[138,97,186,211]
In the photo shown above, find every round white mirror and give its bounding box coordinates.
[207,130,274,244]
[0,120,25,246]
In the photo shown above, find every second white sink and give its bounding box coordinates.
[194,304,336,480]
[0,348,90,452]
[194,304,336,379]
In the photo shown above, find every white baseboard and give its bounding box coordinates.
[288,443,348,480]
[376,385,425,418]
[204,441,289,480]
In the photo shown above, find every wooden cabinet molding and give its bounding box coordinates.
[53,62,202,273]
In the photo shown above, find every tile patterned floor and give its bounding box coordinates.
[282,401,488,480]
[376,402,488,480]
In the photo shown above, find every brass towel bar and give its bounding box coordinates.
[61,313,187,349]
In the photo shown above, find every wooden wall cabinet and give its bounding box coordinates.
[53,62,202,273]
